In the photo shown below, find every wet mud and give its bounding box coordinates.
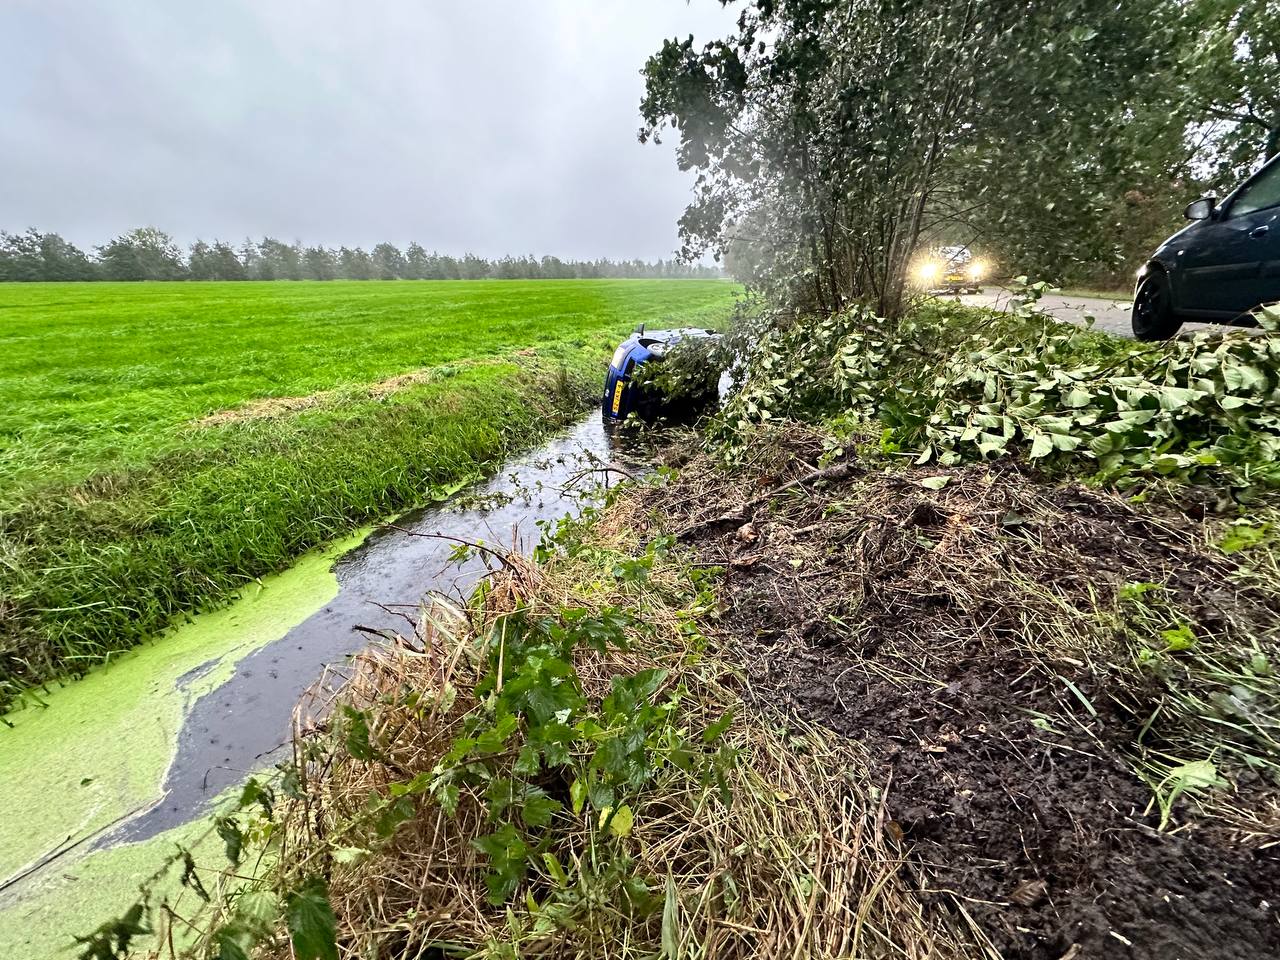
[649,441,1280,959]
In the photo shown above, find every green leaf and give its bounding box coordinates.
[285,877,338,960]
[542,852,569,886]
[608,803,635,837]
[1062,385,1094,408]
[436,781,461,816]
[475,713,519,754]
[521,791,561,829]
[514,744,541,776]
[918,475,950,490]
[1220,521,1268,554]
[213,926,253,960]
[341,706,376,761]
[702,709,734,744]
[1223,362,1267,393]
[661,875,680,959]
[1160,623,1196,652]
[374,794,414,838]
[1153,759,1224,830]
[569,777,587,816]
[1028,432,1054,459]
[472,823,531,904]
[215,816,244,865]
[1118,581,1160,601]
[331,846,369,866]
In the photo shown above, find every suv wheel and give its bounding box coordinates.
[1131,271,1181,340]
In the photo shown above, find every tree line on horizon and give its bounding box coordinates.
[0,226,724,282]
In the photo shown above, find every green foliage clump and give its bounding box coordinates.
[627,336,725,421]
[717,299,1280,491]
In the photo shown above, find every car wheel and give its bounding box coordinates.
[1131,271,1181,340]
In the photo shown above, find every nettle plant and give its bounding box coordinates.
[336,532,734,913]
[426,597,734,906]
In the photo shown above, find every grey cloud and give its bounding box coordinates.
[0,0,737,259]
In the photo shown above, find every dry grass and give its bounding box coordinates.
[179,505,977,960]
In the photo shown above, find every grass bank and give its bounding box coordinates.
[0,280,740,709]
[79,300,1280,959]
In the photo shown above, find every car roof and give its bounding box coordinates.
[625,327,718,347]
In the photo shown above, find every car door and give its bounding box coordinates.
[1181,159,1280,317]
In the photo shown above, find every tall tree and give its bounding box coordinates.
[1185,0,1280,183]
[96,227,186,281]
[641,0,1178,315]
[372,242,407,280]
[404,242,429,280]
[302,246,337,280]
[0,229,95,281]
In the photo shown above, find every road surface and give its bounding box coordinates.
[957,290,1238,339]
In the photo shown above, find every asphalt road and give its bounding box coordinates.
[957,289,1237,339]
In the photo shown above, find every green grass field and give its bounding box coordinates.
[0,279,740,708]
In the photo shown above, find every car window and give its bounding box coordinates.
[1229,162,1280,217]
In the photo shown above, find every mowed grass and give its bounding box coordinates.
[0,280,740,709]
[1,280,736,495]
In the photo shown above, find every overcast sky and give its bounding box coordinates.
[0,0,738,260]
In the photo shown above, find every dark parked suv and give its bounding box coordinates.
[1132,154,1280,339]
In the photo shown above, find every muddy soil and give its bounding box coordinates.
[649,438,1280,959]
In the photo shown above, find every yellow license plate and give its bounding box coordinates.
[611,381,624,414]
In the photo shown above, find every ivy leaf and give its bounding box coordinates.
[285,877,338,960]
[1028,432,1054,459]
[918,475,950,490]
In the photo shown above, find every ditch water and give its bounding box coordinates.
[113,411,636,843]
[0,410,649,958]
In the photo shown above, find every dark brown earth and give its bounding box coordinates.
[646,433,1280,959]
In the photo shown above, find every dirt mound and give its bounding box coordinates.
[646,439,1280,959]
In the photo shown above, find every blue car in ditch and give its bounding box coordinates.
[602,325,719,423]
[1133,152,1280,339]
